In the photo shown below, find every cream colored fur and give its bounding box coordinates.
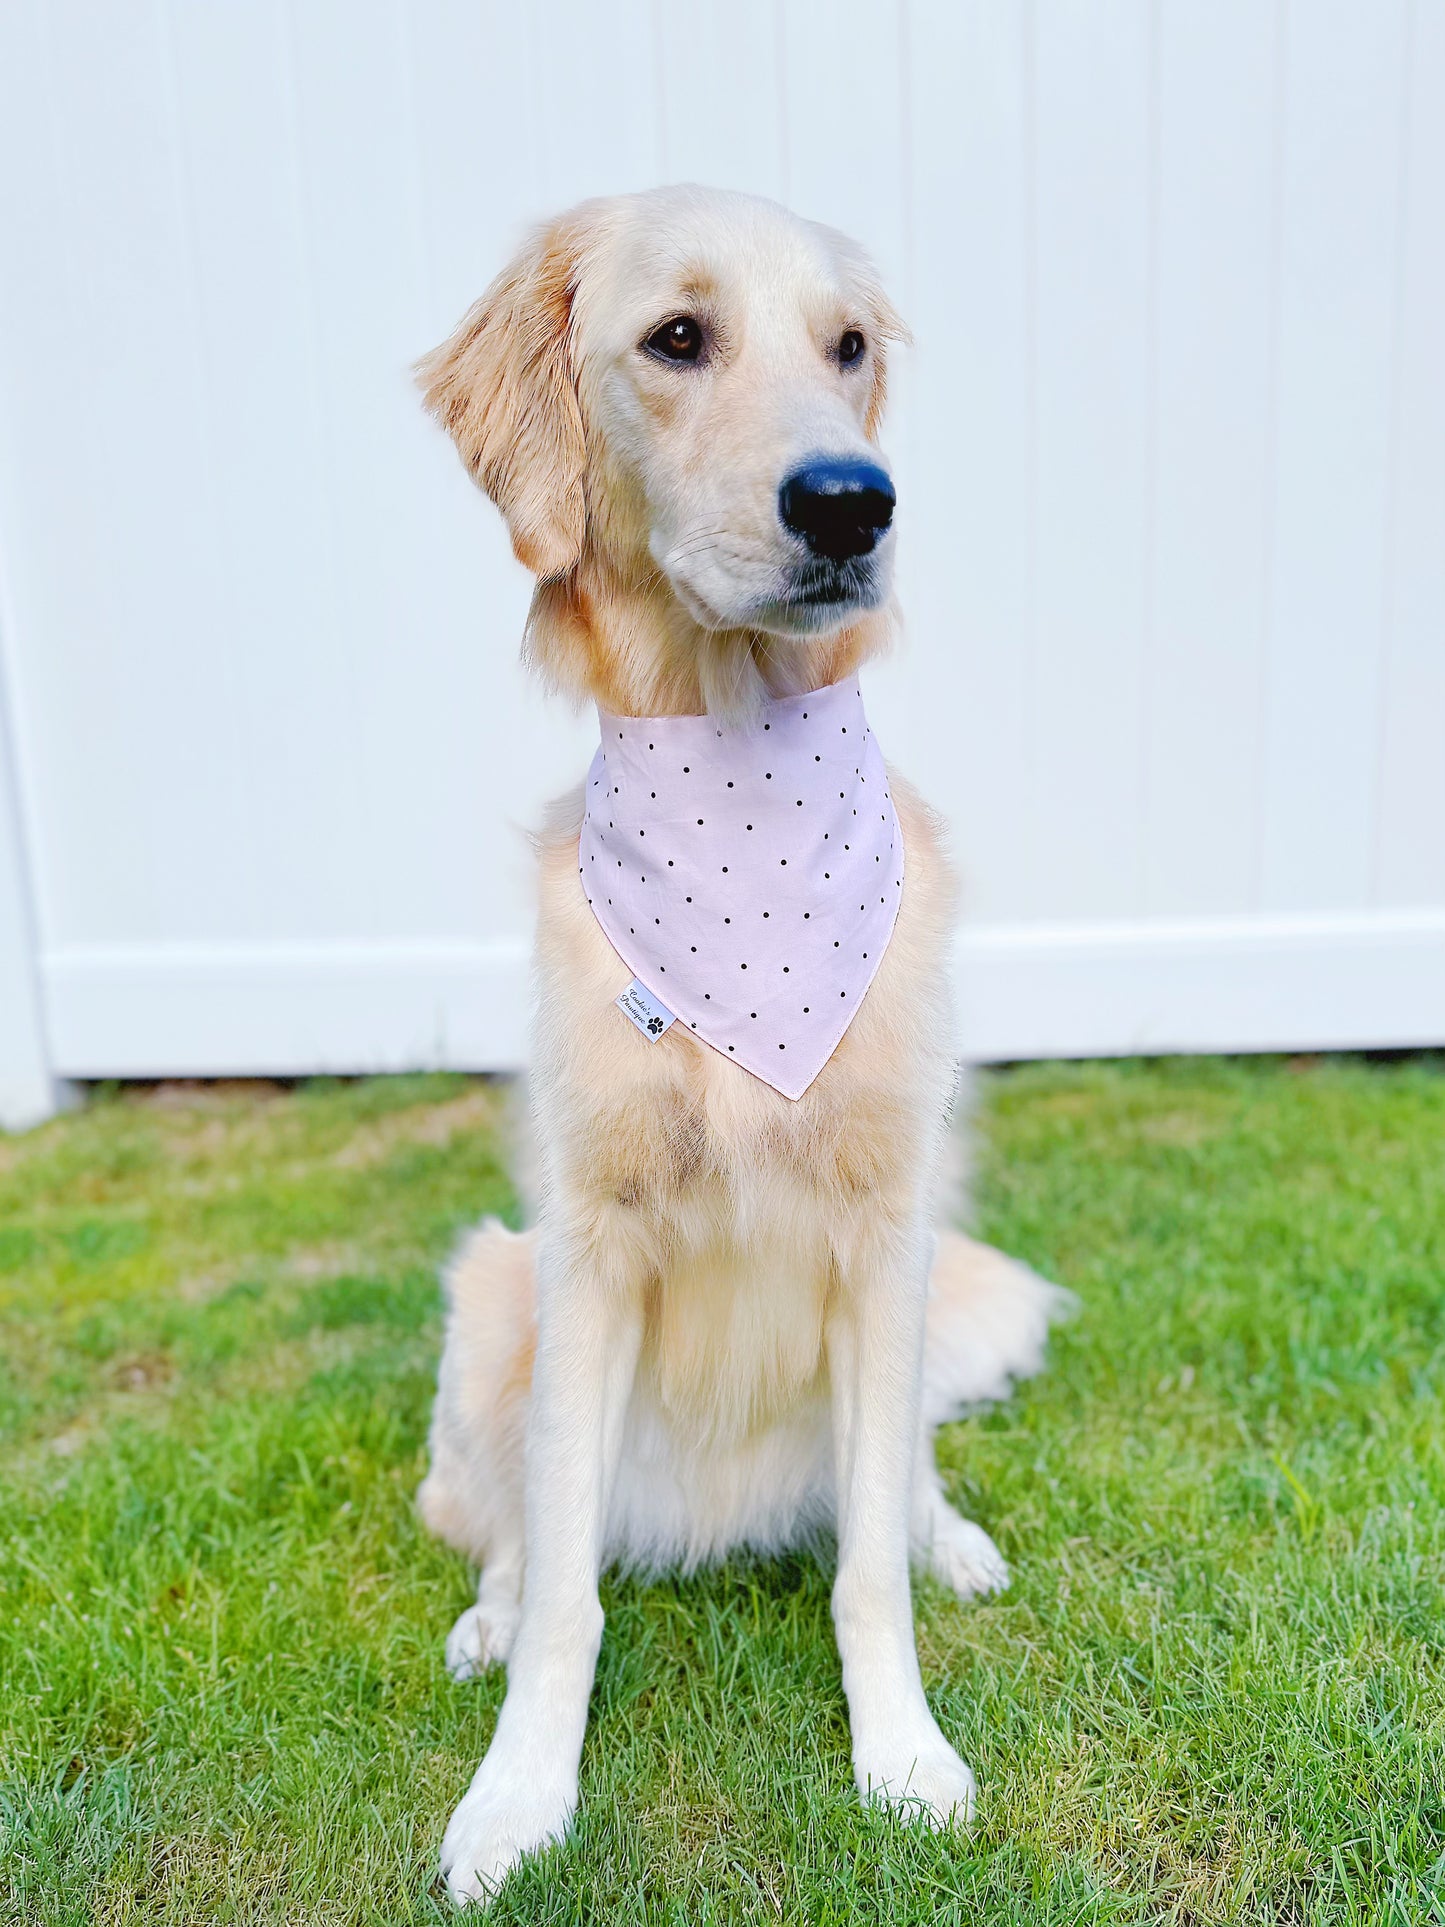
[414,185,1070,1905]
[421,1219,1061,1603]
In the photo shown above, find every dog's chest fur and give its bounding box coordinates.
[530,768,958,1443]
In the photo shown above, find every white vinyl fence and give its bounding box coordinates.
[1,0,1442,1127]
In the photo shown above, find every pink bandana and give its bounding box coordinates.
[578,676,904,1099]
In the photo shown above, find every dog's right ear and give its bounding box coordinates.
[416,219,587,580]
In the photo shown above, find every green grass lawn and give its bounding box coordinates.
[1,1059,1442,1926]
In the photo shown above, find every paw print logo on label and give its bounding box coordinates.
[616,979,676,1040]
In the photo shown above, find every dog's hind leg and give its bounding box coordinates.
[446,1538,525,1680]
[910,1432,1011,1599]
[911,1230,1073,1599]
[417,1221,535,1676]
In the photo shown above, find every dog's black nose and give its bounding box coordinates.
[778,458,896,561]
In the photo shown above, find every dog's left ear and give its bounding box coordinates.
[862,283,909,442]
[824,227,910,441]
[416,216,588,580]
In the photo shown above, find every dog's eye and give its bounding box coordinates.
[645,316,704,364]
[838,330,866,366]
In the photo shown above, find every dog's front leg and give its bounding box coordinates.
[440,1223,642,1905]
[826,1213,977,1826]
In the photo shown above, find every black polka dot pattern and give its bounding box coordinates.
[578,676,905,1099]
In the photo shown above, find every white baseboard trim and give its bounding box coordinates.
[43,940,533,1080]
[953,910,1445,1059]
[39,909,1445,1079]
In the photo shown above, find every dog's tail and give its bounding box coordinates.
[921,1231,1075,1426]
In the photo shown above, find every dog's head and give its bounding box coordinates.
[419,187,905,661]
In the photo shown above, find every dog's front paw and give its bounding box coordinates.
[854,1723,976,1829]
[440,1762,576,1906]
[445,1602,517,1681]
[920,1514,1010,1600]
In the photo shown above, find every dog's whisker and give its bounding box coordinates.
[665,531,730,566]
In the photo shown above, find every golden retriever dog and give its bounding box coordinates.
[415,185,1067,1905]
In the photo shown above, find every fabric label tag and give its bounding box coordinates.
[615,978,676,1040]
